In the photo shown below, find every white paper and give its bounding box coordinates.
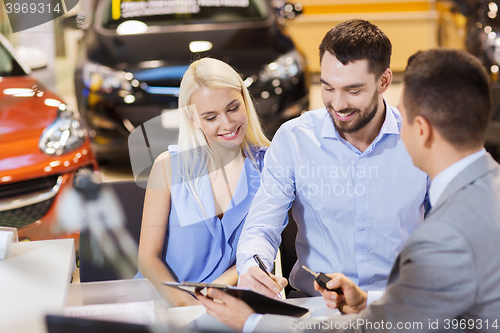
[0,230,13,260]
[64,300,156,325]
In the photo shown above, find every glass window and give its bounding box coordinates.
[0,43,26,77]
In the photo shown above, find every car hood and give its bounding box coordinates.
[0,76,59,143]
[86,23,294,76]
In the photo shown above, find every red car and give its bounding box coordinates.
[0,34,98,246]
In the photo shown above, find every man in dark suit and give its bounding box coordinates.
[197,48,500,332]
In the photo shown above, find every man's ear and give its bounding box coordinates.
[414,115,433,149]
[378,68,393,94]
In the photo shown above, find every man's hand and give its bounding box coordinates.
[314,273,367,314]
[197,288,255,332]
[238,266,288,299]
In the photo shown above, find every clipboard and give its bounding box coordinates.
[164,281,309,317]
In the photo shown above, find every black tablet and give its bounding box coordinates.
[164,281,309,317]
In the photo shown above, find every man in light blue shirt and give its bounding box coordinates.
[198,47,500,333]
[236,19,428,298]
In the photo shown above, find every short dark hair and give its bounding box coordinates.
[319,19,392,77]
[403,49,491,148]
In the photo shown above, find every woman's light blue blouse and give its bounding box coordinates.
[135,145,266,283]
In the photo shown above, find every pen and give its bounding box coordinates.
[302,265,344,295]
[253,254,271,278]
[253,254,282,298]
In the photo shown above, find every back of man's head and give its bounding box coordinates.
[403,49,492,149]
[319,19,392,77]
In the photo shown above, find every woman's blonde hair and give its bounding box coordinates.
[176,58,270,217]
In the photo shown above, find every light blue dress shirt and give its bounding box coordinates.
[236,105,428,296]
[135,145,266,283]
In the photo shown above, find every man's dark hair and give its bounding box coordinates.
[319,19,392,77]
[403,49,491,148]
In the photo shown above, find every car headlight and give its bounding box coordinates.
[258,50,305,82]
[39,107,86,156]
[82,61,132,93]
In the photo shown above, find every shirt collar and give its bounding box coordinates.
[321,109,341,139]
[321,98,400,140]
[379,100,400,135]
[429,148,487,207]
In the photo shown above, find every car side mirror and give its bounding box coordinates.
[15,46,48,71]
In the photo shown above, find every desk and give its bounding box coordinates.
[66,279,170,325]
[0,239,75,333]
[67,279,339,332]
[168,295,341,332]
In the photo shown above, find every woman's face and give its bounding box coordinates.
[190,86,248,147]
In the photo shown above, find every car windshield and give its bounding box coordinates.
[101,0,269,29]
[0,42,27,77]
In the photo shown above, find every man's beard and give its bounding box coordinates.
[326,90,380,134]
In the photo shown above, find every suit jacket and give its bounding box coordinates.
[256,154,500,332]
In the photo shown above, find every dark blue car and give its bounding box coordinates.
[70,0,309,163]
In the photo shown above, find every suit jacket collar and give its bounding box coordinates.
[427,153,498,219]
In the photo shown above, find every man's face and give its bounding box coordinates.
[320,52,381,134]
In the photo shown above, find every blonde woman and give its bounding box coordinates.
[135,58,271,306]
